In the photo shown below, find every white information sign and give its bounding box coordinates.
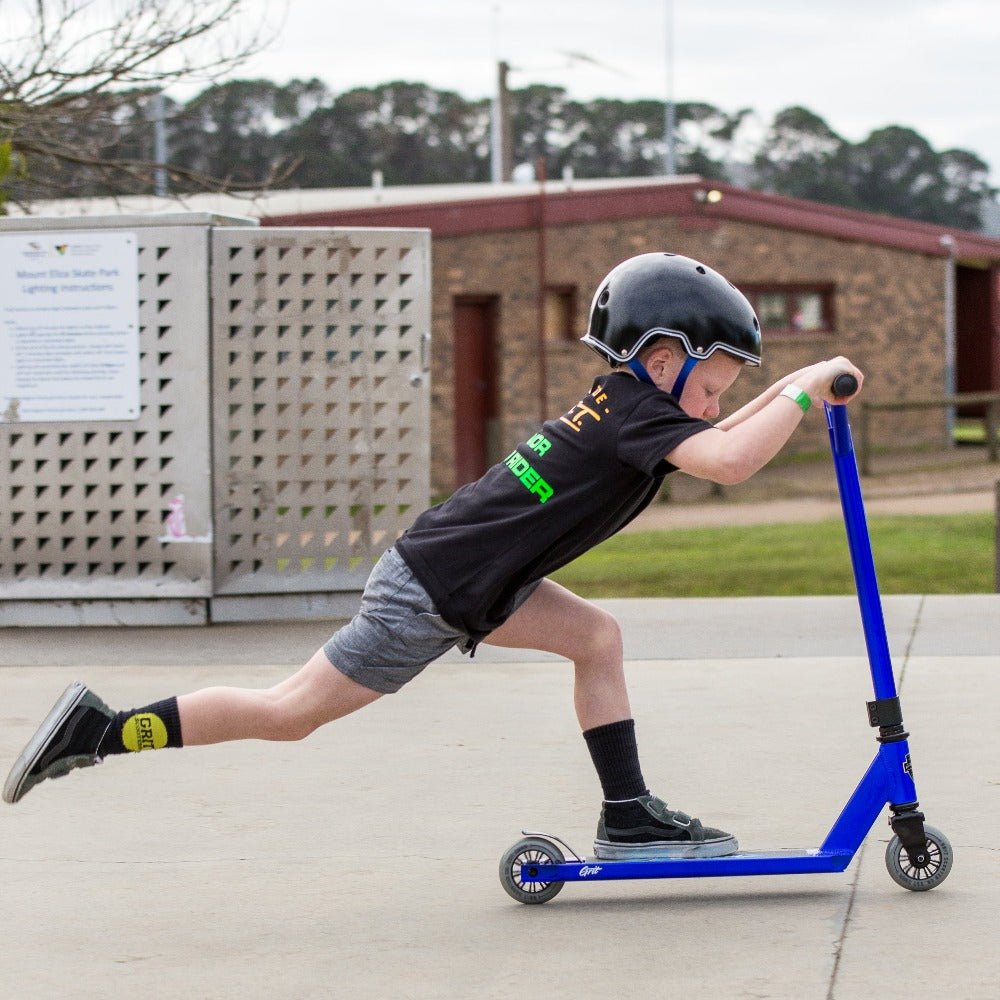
[0,231,140,422]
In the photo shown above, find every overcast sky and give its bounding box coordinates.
[237,0,999,182]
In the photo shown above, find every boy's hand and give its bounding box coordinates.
[794,357,864,406]
[671,356,865,484]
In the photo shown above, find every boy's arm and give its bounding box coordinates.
[666,357,862,485]
[714,366,811,431]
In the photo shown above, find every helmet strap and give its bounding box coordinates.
[670,354,699,400]
[626,359,656,386]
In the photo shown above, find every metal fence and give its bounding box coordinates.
[857,391,1000,475]
[0,213,431,626]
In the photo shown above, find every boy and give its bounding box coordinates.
[4,252,862,861]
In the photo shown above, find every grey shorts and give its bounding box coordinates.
[323,546,466,694]
[324,546,539,694]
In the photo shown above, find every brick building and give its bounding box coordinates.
[262,175,1000,497]
[15,177,1000,495]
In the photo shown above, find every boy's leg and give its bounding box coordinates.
[485,579,737,859]
[4,545,444,804]
[483,578,630,730]
[178,648,381,746]
[3,649,379,804]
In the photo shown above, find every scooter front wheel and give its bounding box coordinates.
[499,837,565,904]
[885,824,953,891]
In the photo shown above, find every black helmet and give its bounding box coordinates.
[581,253,761,367]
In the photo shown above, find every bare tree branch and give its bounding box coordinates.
[0,0,286,206]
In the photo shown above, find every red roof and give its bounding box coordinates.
[263,178,1000,263]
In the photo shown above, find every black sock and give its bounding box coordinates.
[97,697,184,756]
[583,719,648,801]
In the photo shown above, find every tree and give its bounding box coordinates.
[0,137,26,198]
[673,102,750,180]
[167,78,329,190]
[0,0,278,209]
[753,108,996,230]
[282,82,490,188]
[753,105,853,203]
[566,97,664,178]
[938,148,996,228]
[508,83,574,176]
[841,126,993,229]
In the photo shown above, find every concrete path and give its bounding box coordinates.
[1,596,997,999]
[627,488,995,530]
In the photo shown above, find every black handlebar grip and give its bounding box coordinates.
[832,373,858,399]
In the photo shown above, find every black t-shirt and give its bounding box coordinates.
[395,372,712,640]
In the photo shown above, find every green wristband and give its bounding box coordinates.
[780,383,812,413]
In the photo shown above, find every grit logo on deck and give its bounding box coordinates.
[578,865,603,877]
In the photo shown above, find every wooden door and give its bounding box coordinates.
[452,296,499,488]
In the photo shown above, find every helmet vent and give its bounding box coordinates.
[598,288,610,307]
[695,265,706,274]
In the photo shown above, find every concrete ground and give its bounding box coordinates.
[1,593,997,1000]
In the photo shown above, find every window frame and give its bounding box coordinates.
[741,283,836,336]
[542,284,578,344]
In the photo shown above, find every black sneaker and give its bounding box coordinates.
[3,682,115,804]
[594,794,739,860]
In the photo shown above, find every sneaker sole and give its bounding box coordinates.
[593,835,739,861]
[3,681,90,805]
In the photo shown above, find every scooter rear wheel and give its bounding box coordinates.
[499,837,565,904]
[885,823,953,891]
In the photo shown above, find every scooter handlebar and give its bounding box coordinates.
[831,373,859,400]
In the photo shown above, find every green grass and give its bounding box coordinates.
[953,421,998,446]
[550,514,995,597]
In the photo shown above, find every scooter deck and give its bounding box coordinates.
[523,848,855,884]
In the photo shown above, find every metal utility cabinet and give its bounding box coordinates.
[0,213,431,626]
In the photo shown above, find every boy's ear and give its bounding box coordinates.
[644,343,677,376]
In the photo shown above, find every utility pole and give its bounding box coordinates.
[663,0,677,176]
[941,234,957,441]
[151,91,168,196]
[491,60,513,183]
[490,4,510,183]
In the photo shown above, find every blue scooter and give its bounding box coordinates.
[500,375,953,904]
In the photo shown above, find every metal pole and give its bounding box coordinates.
[536,157,548,422]
[941,234,957,443]
[490,6,504,183]
[663,0,676,176]
[151,91,168,197]
[490,93,503,184]
[995,477,1000,594]
[498,61,513,182]
[859,402,872,476]
[988,399,999,463]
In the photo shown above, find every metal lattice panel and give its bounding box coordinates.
[0,220,215,600]
[211,228,431,595]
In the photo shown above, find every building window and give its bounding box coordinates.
[544,285,577,342]
[744,285,835,334]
